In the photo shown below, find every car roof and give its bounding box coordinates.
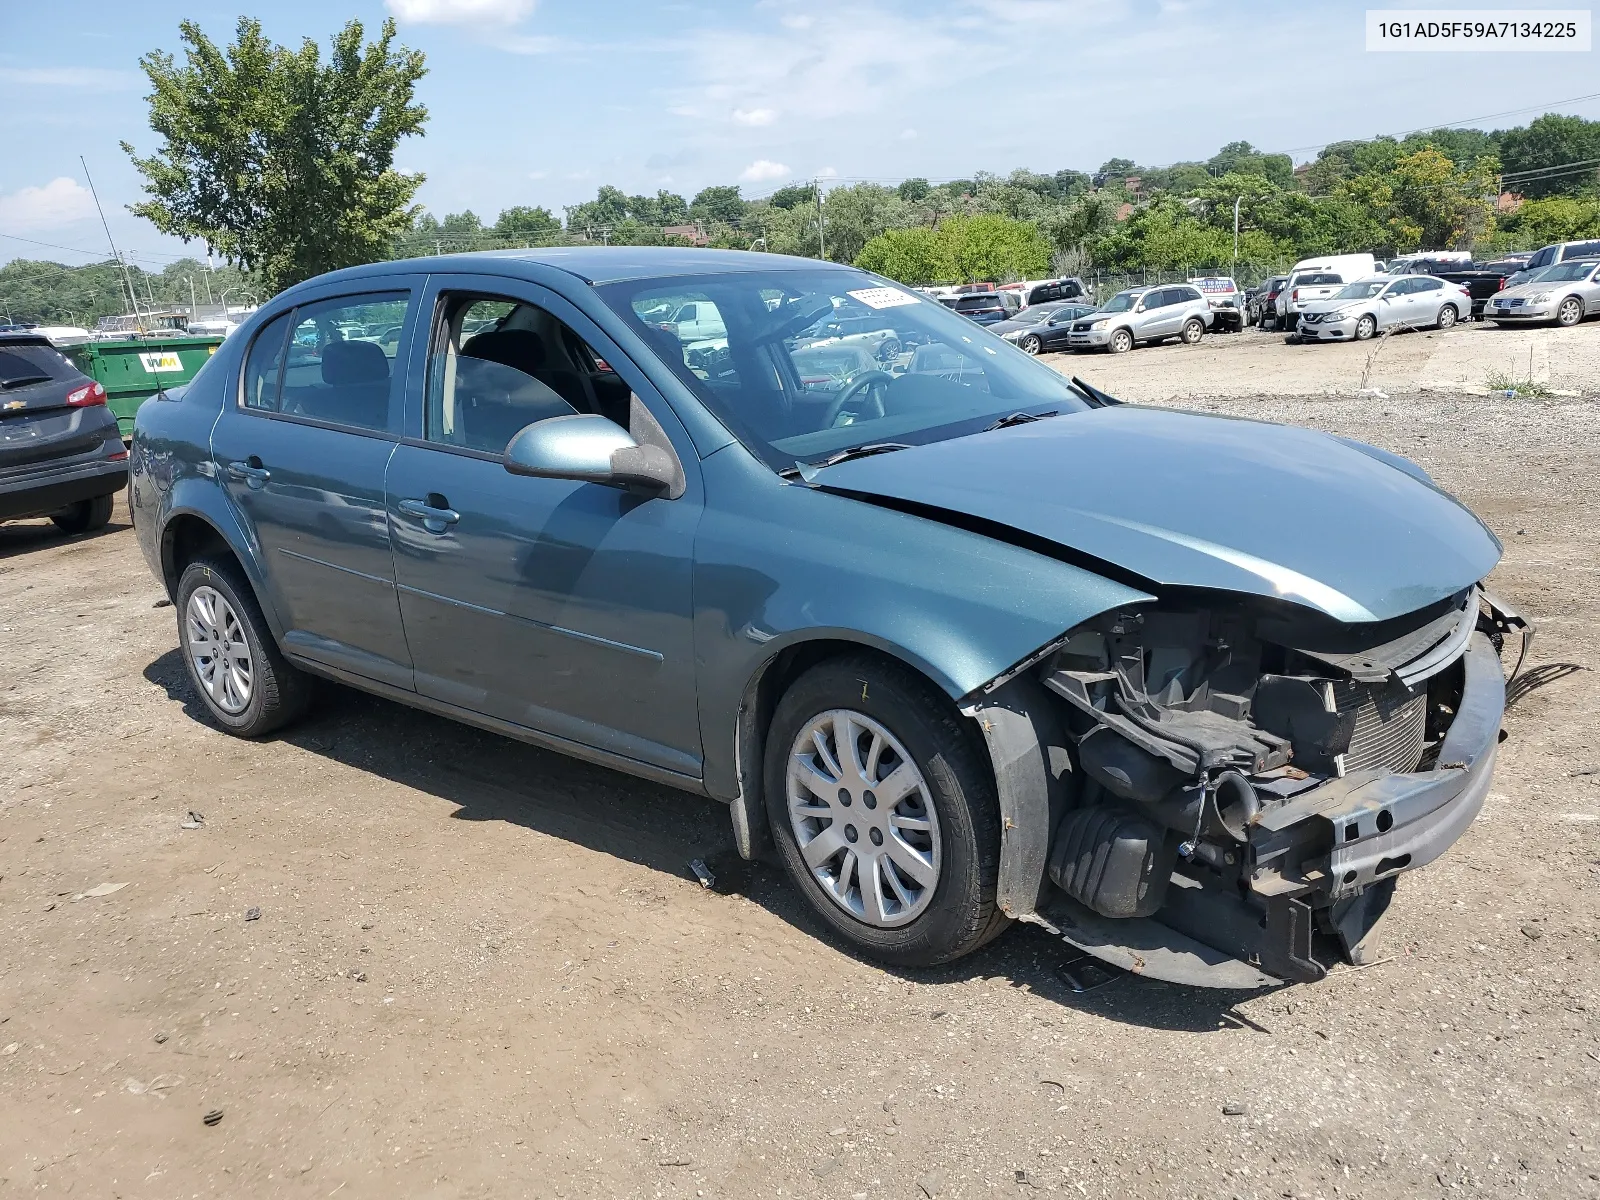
[304,246,854,291]
[0,333,55,348]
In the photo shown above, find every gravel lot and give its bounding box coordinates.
[2,320,1597,1199]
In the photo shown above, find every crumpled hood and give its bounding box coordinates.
[813,406,1501,624]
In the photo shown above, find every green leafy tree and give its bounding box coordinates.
[769,183,819,211]
[1205,141,1294,188]
[124,16,427,294]
[689,185,747,227]
[897,178,932,202]
[854,227,951,285]
[1488,195,1600,248]
[565,185,629,235]
[1498,114,1600,198]
[943,215,1052,282]
[493,205,561,242]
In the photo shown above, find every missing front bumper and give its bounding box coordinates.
[1025,631,1509,988]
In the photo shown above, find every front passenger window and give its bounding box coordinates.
[426,294,631,455]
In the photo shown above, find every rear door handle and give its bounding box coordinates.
[226,459,271,488]
[398,496,460,534]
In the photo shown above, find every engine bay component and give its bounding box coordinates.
[1025,587,1525,987]
[1047,803,1177,919]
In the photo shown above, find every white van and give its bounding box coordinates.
[1275,254,1379,329]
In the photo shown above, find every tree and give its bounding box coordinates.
[1489,195,1600,248]
[769,183,819,210]
[1205,141,1294,188]
[942,215,1052,283]
[493,205,561,242]
[689,185,746,226]
[124,16,427,295]
[897,178,931,202]
[854,228,951,286]
[565,185,629,234]
[1499,114,1600,198]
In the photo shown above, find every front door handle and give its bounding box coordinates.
[398,496,460,534]
[226,458,271,488]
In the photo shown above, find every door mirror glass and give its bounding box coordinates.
[503,412,676,495]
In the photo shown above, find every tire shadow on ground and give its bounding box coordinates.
[142,647,1277,1033]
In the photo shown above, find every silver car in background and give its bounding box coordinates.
[1067,283,1213,353]
[1296,274,1470,342]
[1485,259,1600,327]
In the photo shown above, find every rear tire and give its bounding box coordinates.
[1436,304,1458,330]
[1181,318,1205,345]
[51,493,114,534]
[175,556,313,738]
[764,656,1008,967]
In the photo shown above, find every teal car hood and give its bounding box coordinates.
[812,406,1501,624]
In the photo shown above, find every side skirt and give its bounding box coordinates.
[285,654,710,798]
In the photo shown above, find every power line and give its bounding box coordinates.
[1276,90,1600,156]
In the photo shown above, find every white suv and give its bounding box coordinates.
[1068,284,1214,353]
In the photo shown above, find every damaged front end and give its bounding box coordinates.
[976,587,1530,989]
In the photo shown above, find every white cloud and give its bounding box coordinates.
[386,0,536,25]
[669,105,701,118]
[817,166,839,179]
[740,159,791,183]
[527,170,549,180]
[0,177,96,233]
[0,66,142,90]
[900,128,918,141]
[731,107,777,127]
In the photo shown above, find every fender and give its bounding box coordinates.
[694,447,1151,865]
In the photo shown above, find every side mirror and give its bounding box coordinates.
[1133,303,1146,314]
[503,413,678,497]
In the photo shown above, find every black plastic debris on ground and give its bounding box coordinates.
[1055,953,1126,994]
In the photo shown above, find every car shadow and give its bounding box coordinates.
[0,517,131,561]
[141,648,1279,1032]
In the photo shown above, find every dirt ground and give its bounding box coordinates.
[2,320,1598,1200]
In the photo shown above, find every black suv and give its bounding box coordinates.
[0,334,128,533]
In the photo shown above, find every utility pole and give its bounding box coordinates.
[816,179,826,261]
[81,156,145,334]
[1232,195,1243,275]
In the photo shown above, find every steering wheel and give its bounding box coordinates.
[821,369,894,428]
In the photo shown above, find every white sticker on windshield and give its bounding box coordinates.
[847,287,920,310]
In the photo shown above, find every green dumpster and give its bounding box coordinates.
[65,335,225,437]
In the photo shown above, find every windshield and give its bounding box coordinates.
[1100,291,1139,313]
[597,268,1091,471]
[1536,261,1599,282]
[1333,280,1388,300]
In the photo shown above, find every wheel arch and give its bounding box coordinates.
[727,633,975,864]
[158,505,286,642]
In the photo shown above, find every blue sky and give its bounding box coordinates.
[2,0,1597,269]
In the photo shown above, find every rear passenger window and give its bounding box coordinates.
[276,294,408,431]
[426,293,632,455]
[1570,240,1600,258]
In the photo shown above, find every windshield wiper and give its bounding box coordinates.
[983,409,1058,431]
[780,441,912,478]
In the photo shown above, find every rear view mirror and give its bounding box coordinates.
[503,413,678,497]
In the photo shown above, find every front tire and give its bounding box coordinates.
[1018,334,1042,355]
[51,493,114,534]
[1354,314,1377,341]
[764,656,1007,967]
[175,556,313,737]
[1557,297,1583,327]
[1108,328,1134,354]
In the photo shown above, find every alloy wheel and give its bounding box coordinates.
[1438,305,1457,329]
[1558,298,1582,327]
[785,709,942,928]
[186,585,253,714]
[1019,334,1041,355]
